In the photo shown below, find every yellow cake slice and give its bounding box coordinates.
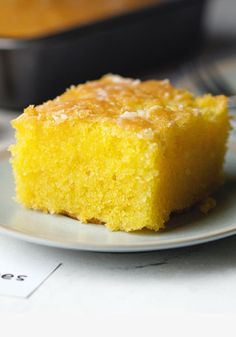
[10,74,230,232]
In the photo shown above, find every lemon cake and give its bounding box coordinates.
[10,74,230,232]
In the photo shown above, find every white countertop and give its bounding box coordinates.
[0,233,236,317]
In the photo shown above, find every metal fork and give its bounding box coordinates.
[190,62,236,128]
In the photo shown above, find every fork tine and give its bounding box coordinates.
[204,65,234,96]
[187,63,209,93]
[192,65,218,94]
[189,61,234,96]
[188,62,236,130]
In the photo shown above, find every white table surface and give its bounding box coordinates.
[1,232,236,316]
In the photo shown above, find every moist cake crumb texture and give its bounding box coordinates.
[10,74,230,232]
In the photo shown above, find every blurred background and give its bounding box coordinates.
[0,0,235,108]
[0,0,205,110]
[173,0,236,95]
[0,0,235,148]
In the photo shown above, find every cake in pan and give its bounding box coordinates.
[0,0,158,38]
[10,75,230,232]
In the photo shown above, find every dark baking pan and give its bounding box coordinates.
[0,0,206,109]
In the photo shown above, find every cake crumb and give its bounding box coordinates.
[200,197,216,214]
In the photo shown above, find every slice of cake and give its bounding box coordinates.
[10,74,230,232]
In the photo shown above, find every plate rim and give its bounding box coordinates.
[0,219,236,252]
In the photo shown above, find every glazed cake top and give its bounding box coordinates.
[17,74,227,135]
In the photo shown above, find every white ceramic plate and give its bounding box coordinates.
[0,139,235,252]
